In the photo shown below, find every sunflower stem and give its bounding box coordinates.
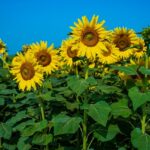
[145,53,149,78]
[40,103,45,120]
[82,66,89,150]
[75,65,79,78]
[141,114,147,134]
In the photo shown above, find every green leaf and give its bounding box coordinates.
[139,66,150,75]
[3,143,16,150]
[0,84,7,90]
[65,101,79,111]
[97,85,121,94]
[13,120,35,132]
[118,147,126,150]
[111,65,138,75]
[131,128,150,150]
[6,111,28,126]
[15,93,26,99]
[0,68,9,77]
[22,120,48,137]
[128,87,150,111]
[32,133,53,145]
[111,99,131,118]
[0,123,12,139]
[94,125,120,142]
[38,91,52,101]
[86,77,97,86]
[67,76,89,96]
[17,137,31,150]
[0,97,5,105]
[52,114,82,135]
[88,101,111,126]
[0,89,17,95]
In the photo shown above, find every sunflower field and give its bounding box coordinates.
[0,15,150,150]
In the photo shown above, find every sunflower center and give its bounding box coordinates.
[81,28,99,47]
[67,47,77,58]
[116,36,130,51]
[20,62,35,80]
[102,48,111,57]
[136,44,143,52]
[0,44,4,50]
[36,50,51,67]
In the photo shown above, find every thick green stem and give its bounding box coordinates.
[82,66,89,150]
[39,102,45,120]
[82,110,88,150]
[145,54,149,78]
[141,114,147,134]
[75,65,79,78]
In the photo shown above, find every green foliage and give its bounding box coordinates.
[128,86,150,111]
[1,45,150,149]
[52,114,82,135]
[131,128,150,150]
[94,124,120,142]
[111,99,131,118]
[88,101,111,126]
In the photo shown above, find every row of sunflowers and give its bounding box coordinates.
[0,15,147,91]
[0,15,150,150]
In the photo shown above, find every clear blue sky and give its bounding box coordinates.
[0,0,150,54]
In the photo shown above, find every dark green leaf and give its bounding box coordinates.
[0,89,17,95]
[52,114,82,135]
[131,128,150,150]
[86,77,97,86]
[0,84,7,90]
[39,91,52,101]
[67,76,88,96]
[139,66,150,75]
[32,133,53,145]
[88,101,111,126]
[3,143,16,150]
[13,120,35,132]
[94,125,120,142]
[17,137,31,150]
[111,99,131,118]
[128,87,150,111]
[15,93,26,99]
[6,111,28,126]
[97,85,121,94]
[111,65,138,75]
[0,97,5,105]
[22,120,48,136]
[0,123,12,139]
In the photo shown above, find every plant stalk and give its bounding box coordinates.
[141,114,147,134]
[82,66,89,150]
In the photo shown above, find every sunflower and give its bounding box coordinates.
[70,15,108,60]
[60,38,80,67]
[112,27,138,59]
[28,41,59,75]
[98,42,120,64]
[133,38,146,58]
[0,39,6,55]
[10,52,43,91]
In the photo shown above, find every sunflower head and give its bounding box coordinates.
[70,15,108,59]
[0,39,6,55]
[133,38,146,58]
[28,41,59,75]
[98,42,120,64]
[60,38,80,67]
[10,52,43,91]
[112,27,138,59]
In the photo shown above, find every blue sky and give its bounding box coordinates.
[0,0,150,54]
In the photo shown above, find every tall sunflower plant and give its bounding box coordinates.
[0,17,150,150]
